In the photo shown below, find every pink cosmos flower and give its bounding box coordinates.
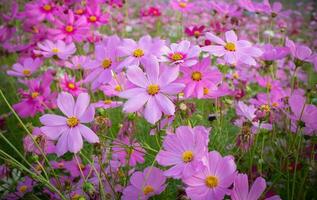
[289,93,317,135]
[23,0,56,22]
[64,158,90,178]
[40,92,99,156]
[185,25,205,38]
[85,3,109,27]
[170,0,194,13]
[23,127,55,155]
[122,167,166,200]
[34,40,76,60]
[261,44,289,61]
[60,74,86,96]
[93,99,123,109]
[203,83,233,99]
[202,30,263,66]
[112,136,145,166]
[100,72,132,97]
[16,176,34,198]
[117,35,165,70]
[64,55,88,69]
[119,60,184,124]
[160,40,201,67]
[183,151,237,200]
[49,10,90,43]
[7,57,42,77]
[156,126,209,179]
[179,57,222,98]
[84,36,121,90]
[286,38,313,63]
[231,173,266,200]
[235,101,272,133]
[13,71,56,118]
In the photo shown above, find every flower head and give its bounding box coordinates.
[34,40,76,60]
[7,57,42,77]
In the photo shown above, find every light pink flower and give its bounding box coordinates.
[34,40,76,60]
[7,57,42,77]
[40,92,99,156]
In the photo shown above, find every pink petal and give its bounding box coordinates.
[74,93,90,118]
[57,92,75,117]
[205,32,226,45]
[225,30,238,43]
[56,130,69,156]
[67,127,83,153]
[40,125,67,140]
[248,177,266,200]
[144,97,162,124]
[155,94,175,115]
[79,124,99,143]
[40,114,67,126]
[123,92,149,113]
[126,66,148,88]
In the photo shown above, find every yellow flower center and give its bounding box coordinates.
[182,150,194,163]
[179,2,187,8]
[89,15,97,22]
[272,102,278,107]
[133,48,144,58]
[147,84,160,95]
[194,31,201,37]
[203,87,209,95]
[225,42,236,51]
[65,25,74,33]
[205,176,219,188]
[31,92,39,99]
[19,185,28,193]
[52,48,59,53]
[75,9,84,15]
[104,99,112,104]
[266,83,272,91]
[102,59,112,69]
[171,53,184,61]
[143,185,154,195]
[68,83,76,89]
[191,71,202,81]
[115,85,122,92]
[22,69,31,76]
[43,4,52,11]
[233,72,239,79]
[67,116,79,127]
[260,104,270,112]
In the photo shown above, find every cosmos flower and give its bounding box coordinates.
[49,10,90,43]
[24,0,56,22]
[231,173,266,200]
[59,74,86,96]
[178,57,222,98]
[183,151,237,200]
[160,40,201,67]
[185,25,205,38]
[23,127,55,155]
[202,30,263,66]
[100,72,132,97]
[64,55,88,69]
[170,0,194,13]
[34,40,76,60]
[119,60,184,124]
[7,57,42,77]
[40,92,99,156]
[122,167,166,200]
[93,99,123,110]
[112,136,145,166]
[286,38,313,64]
[156,126,209,179]
[85,3,109,27]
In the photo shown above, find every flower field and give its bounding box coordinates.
[0,0,316,199]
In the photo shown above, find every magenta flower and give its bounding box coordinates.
[286,38,313,63]
[85,3,109,27]
[13,71,56,118]
[34,40,76,60]
[59,74,86,96]
[122,167,166,200]
[156,126,209,179]
[7,57,42,77]
[185,25,205,38]
[49,10,90,43]
[183,151,237,200]
[261,44,289,61]
[231,173,266,200]
[112,136,145,166]
[40,92,99,156]
[289,93,317,135]
[84,36,121,90]
[179,57,222,98]
[202,30,262,66]
[24,0,56,22]
[16,176,34,198]
[117,35,165,70]
[160,40,201,67]
[119,60,184,124]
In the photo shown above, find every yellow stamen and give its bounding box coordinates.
[89,15,97,22]
[115,85,122,92]
[68,83,75,89]
[203,87,209,95]
[266,82,272,91]
[147,84,160,95]
[66,116,79,127]
[65,25,74,33]
[182,150,194,163]
[191,71,202,81]
[52,48,59,53]
[19,185,28,193]
[272,102,278,107]
[104,99,112,104]
[171,53,183,61]
[43,4,52,11]
[75,9,84,15]
[133,48,144,58]
[143,185,154,195]
[232,72,239,79]
[260,104,270,112]
[179,2,187,8]
[22,69,31,76]
[225,42,236,51]
[194,31,200,37]
[205,176,219,188]
[102,59,112,69]
[31,92,39,99]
